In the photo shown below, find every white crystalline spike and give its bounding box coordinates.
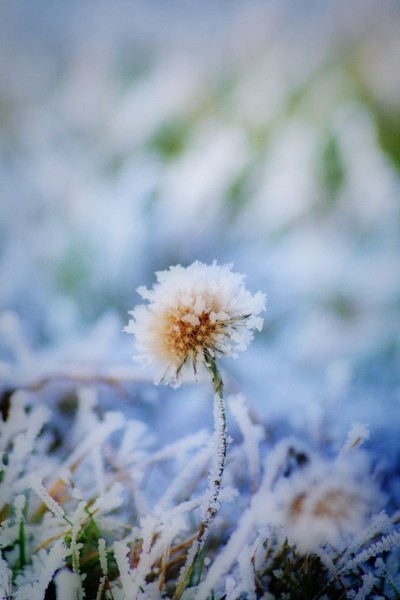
[341,422,371,454]
[211,310,229,322]
[194,296,206,314]
[181,294,193,307]
[98,539,108,577]
[340,530,400,573]
[181,313,200,326]
[114,542,132,597]
[92,482,124,514]
[16,539,70,599]
[29,477,65,519]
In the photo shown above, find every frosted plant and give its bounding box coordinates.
[197,438,383,599]
[272,453,381,553]
[229,394,264,493]
[14,539,70,600]
[124,260,265,388]
[0,553,12,599]
[95,538,108,600]
[125,261,266,599]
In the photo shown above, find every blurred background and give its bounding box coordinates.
[0,0,399,478]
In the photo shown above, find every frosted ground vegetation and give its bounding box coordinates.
[0,369,398,598]
[0,261,399,598]
[0,1,400,598]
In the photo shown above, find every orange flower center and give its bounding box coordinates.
[167,312,221,359]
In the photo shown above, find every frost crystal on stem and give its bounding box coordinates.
[173,355,227,600]
[124,261,266,388]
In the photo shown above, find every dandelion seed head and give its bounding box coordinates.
[124,261,266,387]
[273,455,380,553]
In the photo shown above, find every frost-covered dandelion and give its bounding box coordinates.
[124,260,266,388]
[125,260,266,599]
[272,454,380,553]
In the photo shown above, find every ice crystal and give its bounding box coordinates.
[30,477,65,520]
[98,539,108,574]
[54,570,83,600]
[15,539,70,599]
[341,422,371,453]
[341,530,400,572]
[0,553,12,599]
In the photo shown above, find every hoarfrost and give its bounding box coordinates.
[15,539,70,600]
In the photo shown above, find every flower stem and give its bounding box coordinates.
[172,354,227,600]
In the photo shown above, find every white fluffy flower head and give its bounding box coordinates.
[124,261,266,387]
[273,455,380,553]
